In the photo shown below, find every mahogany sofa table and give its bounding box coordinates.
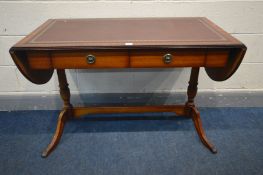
[10,17,246,158]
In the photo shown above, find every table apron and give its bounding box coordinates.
[26,50,229,69]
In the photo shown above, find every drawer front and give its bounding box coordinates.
[130,51,206,68]
[27,51,129,69]
[27,50,229,69]
[52,51,129,68]
[130,50,229,68]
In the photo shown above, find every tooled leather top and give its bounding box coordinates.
[14,17,242,48]
[10,17,246,84]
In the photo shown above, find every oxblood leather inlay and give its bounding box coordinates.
[14,18,241,47]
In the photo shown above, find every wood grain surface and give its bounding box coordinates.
[10,17,246,83]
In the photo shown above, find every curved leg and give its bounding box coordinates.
[42,69,73,158]
[185,68,217,153]
[190,106,217,153]
[41,109,68,158]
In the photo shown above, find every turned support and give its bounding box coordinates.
[57,69,73,110]
[185,67,217,153]
[186,67,199,108]
[42,68,217,158]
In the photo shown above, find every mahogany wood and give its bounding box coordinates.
[41,109,68,158]
[41,69,73,158]
[10,18,246,83]
[9,18,247,158]
[205,50,229,67]
[185,67,217,153]
[190,106,217,153]
[9,50,54,84]
[186,67,200,108]
[57,69,73,109]
[73,105,186,118]
[41,67,217,157]
[26,50,229,69]
[52,51,129,69]
[130,50,228,68]
[130,50,205,68]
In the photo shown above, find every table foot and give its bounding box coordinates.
[190,106,217,154]
[41,109,68,158]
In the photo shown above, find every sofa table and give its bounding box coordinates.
[10,17,246,158]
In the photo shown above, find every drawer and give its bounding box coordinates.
[27,50,229,69]
[27,51,129,69]
[52,51,129,69]
[130,50,229,68]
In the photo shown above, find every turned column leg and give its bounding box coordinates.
[42,69,73,158]
[185,67,217,153]
[185,68,199,108]
[57,69,73,111]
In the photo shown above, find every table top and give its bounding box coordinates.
[14,17,243,49]
[10,17,247,85]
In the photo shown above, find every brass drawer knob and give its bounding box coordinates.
[86,54,96,64]
[163,53,173,64]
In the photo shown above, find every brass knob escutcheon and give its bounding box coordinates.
[163,53,173,64]
[86,55,96,64]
